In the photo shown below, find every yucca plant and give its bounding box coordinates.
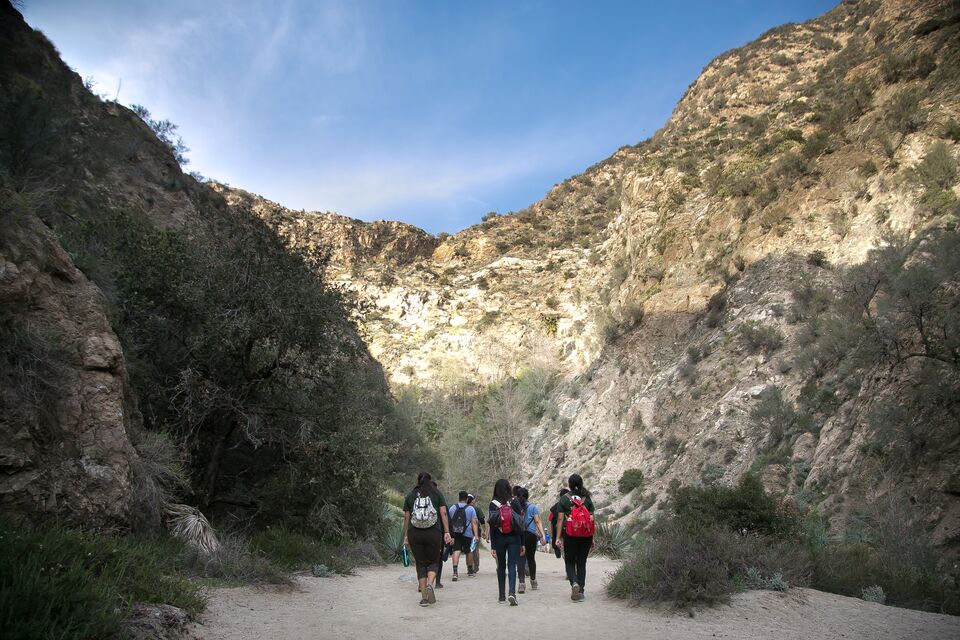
[593,521,632,559]
[164,503,220,555]
[380,521,405,563]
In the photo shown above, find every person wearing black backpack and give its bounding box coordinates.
[402,471,454,606]
[448,490,479,581]
[554,473,595,603]
[488,478,524,606]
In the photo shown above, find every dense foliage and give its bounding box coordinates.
[608,477,960,614]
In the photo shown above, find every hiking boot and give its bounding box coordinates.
[425,584,437,605]
[530,579,538,590]
[419,597,429,607]
[571,584,582,601]
[518,582,525,594]
[508,593,518,606]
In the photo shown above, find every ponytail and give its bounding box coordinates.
[415,471,433,496]
[568,473,590,498]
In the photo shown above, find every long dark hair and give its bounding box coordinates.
[493,478,512,503]
[516,486,529,509]
[415,471,433,495]
[568,473,590,498]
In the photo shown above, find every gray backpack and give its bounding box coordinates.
[411,492,438,529]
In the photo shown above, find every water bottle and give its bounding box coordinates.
[544,531,551,545]
[402,545,410,567]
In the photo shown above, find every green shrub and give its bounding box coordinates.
[737,320,784,354]
[945,118,960,143]
[811,34,841,50]
[885,87,926,135]
[607,520,809,606]
[618,468,645,494]
[750,387,798,449]
[918,187,960,217]
[477,310,501,330]
[700,463,726,486]
[807,250,829,268]
[670,474,797,538]
[912,141,957,190]
[880,52,936,84]
[0,520,204,640]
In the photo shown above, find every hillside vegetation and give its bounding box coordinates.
[0,2,437,629]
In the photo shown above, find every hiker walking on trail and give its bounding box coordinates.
[555,474,595,603]
[448,491,479,581]
[548,488,569,559]
[467,494,484,574]
[433,479,450,590]
[514,487,546,594]
[402,471,454,607]
[489,478,525,606]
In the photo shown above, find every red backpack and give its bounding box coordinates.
[497,501,514,534]
[564,497,595,537]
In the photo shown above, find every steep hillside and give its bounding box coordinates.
[235,0,960,545]
[0,0,432,534]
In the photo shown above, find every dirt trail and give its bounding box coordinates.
[196,554,959,640]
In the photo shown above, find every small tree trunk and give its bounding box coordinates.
[201,416,237,508]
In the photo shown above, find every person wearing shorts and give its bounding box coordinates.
[448,490,478,581]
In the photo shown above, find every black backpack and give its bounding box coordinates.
[450,503,468,535]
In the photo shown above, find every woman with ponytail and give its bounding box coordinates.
[555,473,595,602]
[402,471,453,606]
[488,478,524,605]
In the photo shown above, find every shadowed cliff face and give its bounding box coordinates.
[0,212,160,531]
[231,0,960,545]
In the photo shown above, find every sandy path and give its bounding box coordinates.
[196,553,959,640]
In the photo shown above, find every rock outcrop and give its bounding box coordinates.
[0,212,158,530]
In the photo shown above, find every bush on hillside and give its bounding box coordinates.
[618,468,645,494]
[912,141,957,191]
[670,474,798,538]
[885,86,926,135]
[737,320,784,354]
[607,518,810,606]
[609,475,960,613]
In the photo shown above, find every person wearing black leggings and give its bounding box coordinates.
[489,478,524,606]
[555,473,595,603]
[513,487,546,593]
[402,472,453,606]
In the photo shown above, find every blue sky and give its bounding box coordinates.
[25,0,835,233]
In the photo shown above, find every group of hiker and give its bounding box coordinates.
[401,471,595,607]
